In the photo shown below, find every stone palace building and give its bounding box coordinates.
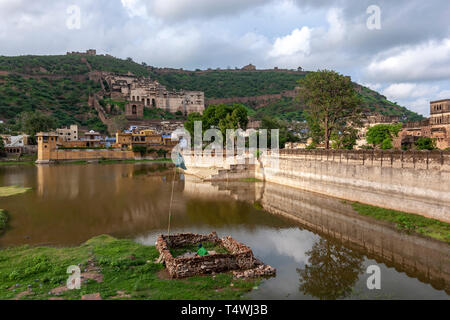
[105,74,204,119]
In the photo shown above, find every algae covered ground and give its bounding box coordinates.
[0,186,31,197]
[170,241,229,258]
[0,186,31,233]
[352,202,450,243]
[0,235,258,300]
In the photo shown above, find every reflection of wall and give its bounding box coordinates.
[256,153,450,223]
[261,183,450,294]
[183,175,261,203]
[183,179,450,294]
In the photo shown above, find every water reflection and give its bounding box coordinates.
[297,238,364,300]
[0,163,448,299]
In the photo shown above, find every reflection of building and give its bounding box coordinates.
[394,99,450,149]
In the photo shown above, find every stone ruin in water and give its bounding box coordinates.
[155,232,276,279]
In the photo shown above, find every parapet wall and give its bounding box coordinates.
[37,149,135,163]
[257,150,450,223]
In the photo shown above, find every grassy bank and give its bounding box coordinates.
[0,160,35,166]
[0,235,258,300]
[352,202,450,243]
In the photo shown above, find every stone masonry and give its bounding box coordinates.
[155,232,276,279]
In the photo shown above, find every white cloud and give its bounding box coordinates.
[383,83,439,100]
[121,0,147,18]
[326,7,345,43]
[269,27,311,57]
[366,39,450,82]
[125,0,271,22]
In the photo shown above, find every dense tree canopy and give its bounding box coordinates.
[19,111,57,136]
[415,137,436,150]
[184,104,248,139]
[366,123,402,149]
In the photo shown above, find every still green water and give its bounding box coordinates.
[0,163,448,299]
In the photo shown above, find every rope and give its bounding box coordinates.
[167,166,177,244]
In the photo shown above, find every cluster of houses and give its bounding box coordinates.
[42,124,178,150]
[1,121,182,163]
[0,133,35,156]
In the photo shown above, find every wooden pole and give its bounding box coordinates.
[167,166,177,244]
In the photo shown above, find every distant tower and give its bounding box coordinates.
[36,132,58,164]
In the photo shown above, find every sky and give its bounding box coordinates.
[0,0,449,116]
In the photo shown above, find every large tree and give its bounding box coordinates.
[298,70,363,149]
[19,111,57,136]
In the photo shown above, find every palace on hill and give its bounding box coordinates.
[104,74,205,118]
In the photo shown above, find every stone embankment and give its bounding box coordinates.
[182,150,450,223]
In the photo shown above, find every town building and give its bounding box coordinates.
[56,125,78,142]
[114,129,176,150]
[394,99,450,149]
[0,134,34,155]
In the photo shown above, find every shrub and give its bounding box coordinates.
[415,137,436,150]
[132,145,147,156]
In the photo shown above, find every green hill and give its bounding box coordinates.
[0,54,423,132]
[150,70,423,122]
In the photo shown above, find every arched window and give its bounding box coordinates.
[132,105,137,115]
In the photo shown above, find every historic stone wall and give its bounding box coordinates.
[182,150,450,222]
[41,149,135,163]
[256,150,450,223]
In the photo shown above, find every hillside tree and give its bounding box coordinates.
[19,111,57,136]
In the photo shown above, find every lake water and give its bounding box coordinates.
[0,163,448,299]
